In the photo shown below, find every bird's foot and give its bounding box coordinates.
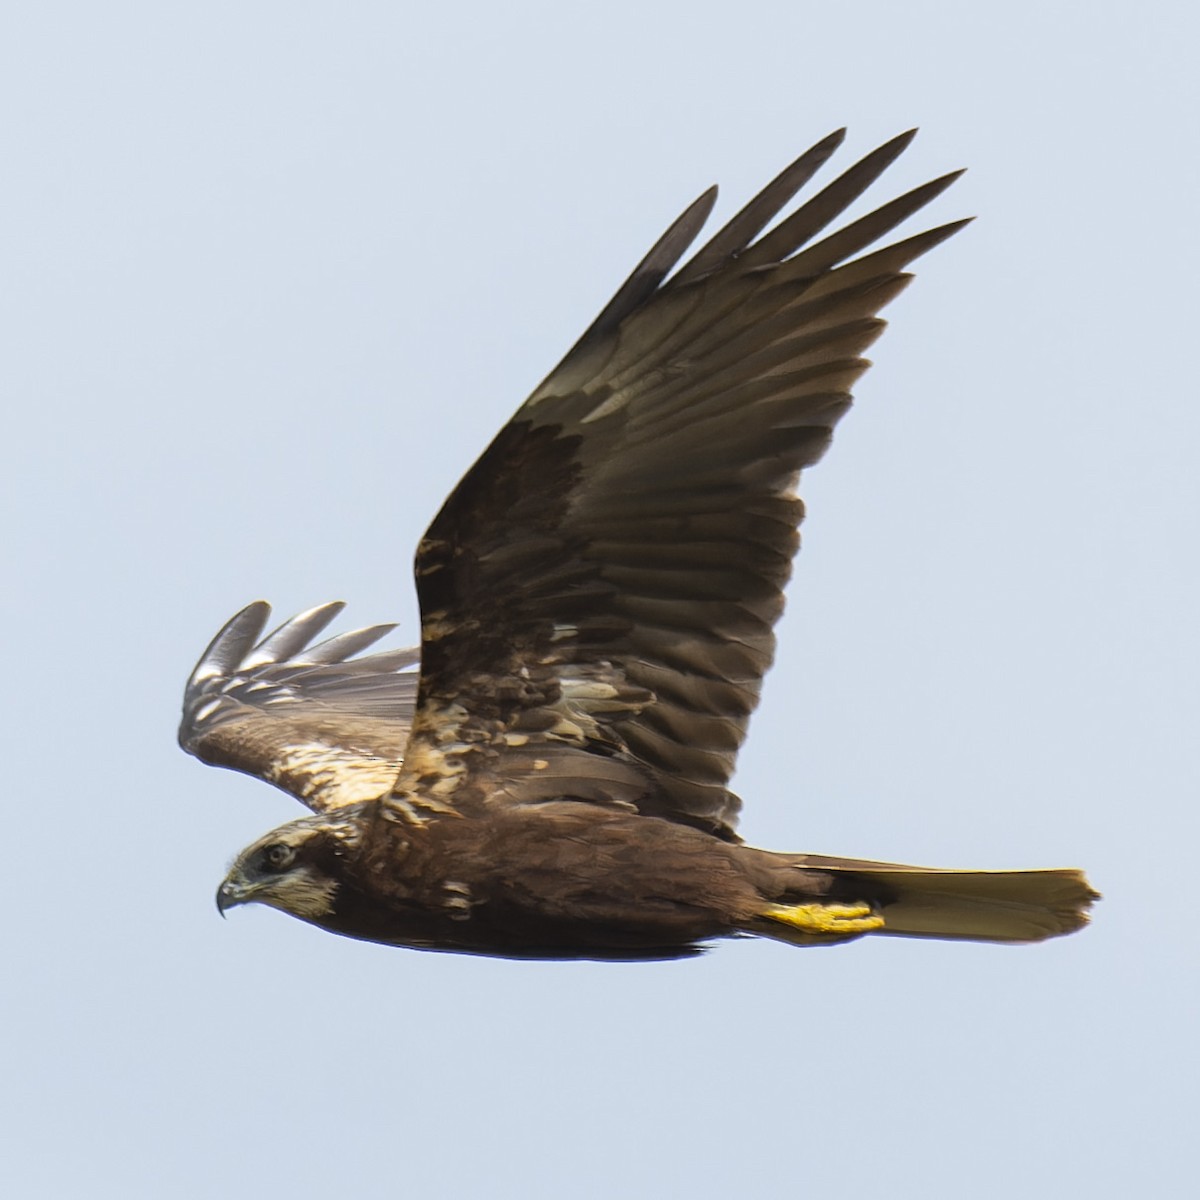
[760,901,884,939]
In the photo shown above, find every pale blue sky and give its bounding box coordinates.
[3,3,1197,1197]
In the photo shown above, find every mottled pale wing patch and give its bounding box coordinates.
[181,601,419,812]
[391,131,967,837]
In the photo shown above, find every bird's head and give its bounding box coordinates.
[216,812,363,922]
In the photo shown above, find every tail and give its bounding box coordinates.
[760,854,1098,945]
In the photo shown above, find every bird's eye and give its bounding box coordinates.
[262,843,294,871]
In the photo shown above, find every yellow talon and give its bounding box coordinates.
[761,901,885,936]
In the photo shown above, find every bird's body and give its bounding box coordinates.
[273,804,780,960]
[185,129,1097,958]
[215,798,1093,960]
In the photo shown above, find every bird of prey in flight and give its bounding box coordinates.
[181,129,1096,960]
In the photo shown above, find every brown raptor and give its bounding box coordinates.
[181,129,1097,960]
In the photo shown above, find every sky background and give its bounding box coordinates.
[3,3,1197,1197]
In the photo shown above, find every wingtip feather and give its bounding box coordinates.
[186,601,272,691]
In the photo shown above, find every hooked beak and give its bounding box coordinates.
[216,874,253,918]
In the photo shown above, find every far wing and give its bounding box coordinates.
[180,601,419,811]
[394,130,967,839]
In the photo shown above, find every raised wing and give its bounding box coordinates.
[181,601,419,811]
[396,129,968,838]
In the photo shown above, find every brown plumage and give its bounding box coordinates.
[182,129,1097,961]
